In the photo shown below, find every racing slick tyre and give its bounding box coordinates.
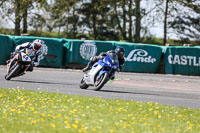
[79,77,89,89]
[94,73,109,91]
[5,64,20,80]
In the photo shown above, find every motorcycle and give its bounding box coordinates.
[5,49,33,80]
[79,52,119,91]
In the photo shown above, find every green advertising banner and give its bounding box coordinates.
[13,36,66,68]
[115,42,164,73]
[5,34,200,76]
[63,40,115,65]
[0,34,15,65]
[164,46,200,76]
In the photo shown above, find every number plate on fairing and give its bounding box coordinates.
[21,52,31,62]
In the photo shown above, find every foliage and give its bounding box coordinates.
[0,0,199,45]
[0,0,47,35]
[0,88,200,132]
[169,0,200,44]
[0,28,14,35]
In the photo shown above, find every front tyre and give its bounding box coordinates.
[94,73,109,91]
[79,77,89,89]
[5,64,20,80]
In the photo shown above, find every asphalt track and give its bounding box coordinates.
[0,66,200,109]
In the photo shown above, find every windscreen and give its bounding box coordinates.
[108,53,119,64]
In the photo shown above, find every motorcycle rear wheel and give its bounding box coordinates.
[94,73,108,91]
[79,77,89,89]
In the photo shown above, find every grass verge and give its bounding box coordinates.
[0,88,199,133]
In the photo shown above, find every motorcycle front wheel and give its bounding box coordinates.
[5,63,20,80]
[94,73,109,91]
[79,77,89,89]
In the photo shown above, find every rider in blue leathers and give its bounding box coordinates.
[82,46,125,75]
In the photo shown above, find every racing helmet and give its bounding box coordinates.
[32,39,43,51]
[115,46,125,58]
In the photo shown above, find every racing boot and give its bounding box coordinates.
[82,60,95,72]
[82,64,91,72]
[82,57,98,72]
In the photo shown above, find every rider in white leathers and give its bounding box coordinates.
[14,39,48,71]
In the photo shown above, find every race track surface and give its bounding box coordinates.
[0,66,200,109]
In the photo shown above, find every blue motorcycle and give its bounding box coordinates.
[79,52,119,91]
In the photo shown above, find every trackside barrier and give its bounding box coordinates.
[0,34,15,65]
[164,46,200,76]
[12,36,67,68]
[1,34,200,76]
[115,42,165,73]
[63,40,115,65]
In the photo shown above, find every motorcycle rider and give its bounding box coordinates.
[11,39,48,72]
[82,46,125,77]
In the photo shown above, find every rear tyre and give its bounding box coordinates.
[94,73,109,91]
[79,77,89,89]
[5,64,20,80]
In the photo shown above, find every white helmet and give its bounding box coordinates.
[33,39,45,45]
[32,39,44,51]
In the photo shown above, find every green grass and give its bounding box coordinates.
[0,88,199,133]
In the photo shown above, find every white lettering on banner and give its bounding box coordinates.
[125,49,156,63]
[80,41,97,60]
[168,55,200,66]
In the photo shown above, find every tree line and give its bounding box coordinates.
[0,0,199,45]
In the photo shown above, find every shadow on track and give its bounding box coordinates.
[100,90,161,96]
[11,79,76,86]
